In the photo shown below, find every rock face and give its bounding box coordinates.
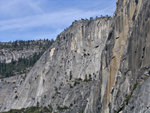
[0,40,53,78]
[0,0,150,113]
[0,48,39,64]
[0,40,52,63]
[0,17,112,113]
[100,0,150,112]
[0,74,26,111]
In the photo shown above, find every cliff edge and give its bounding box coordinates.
[0,0,150,113]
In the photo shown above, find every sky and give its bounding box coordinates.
[0,0,116,42]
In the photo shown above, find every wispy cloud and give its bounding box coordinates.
[0,0,43,19]
[0,8,113,31]
[0,0,116,42]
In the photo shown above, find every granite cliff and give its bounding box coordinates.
[0,0,150,113]
[0,17,112,113]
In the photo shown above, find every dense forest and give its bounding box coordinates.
[0,39,54,51]
[0,39,54,78]
[1,105,53,113]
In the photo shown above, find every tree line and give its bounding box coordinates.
[0,39,54,78]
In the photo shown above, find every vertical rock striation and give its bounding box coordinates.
[0,0,150,113]
[100,0,150,113]
[0,17,112,113]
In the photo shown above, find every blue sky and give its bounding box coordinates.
[0,0,116,42]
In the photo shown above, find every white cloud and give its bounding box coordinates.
[0,0,43,18]
[0,7,111,31]
[0,0,116,41]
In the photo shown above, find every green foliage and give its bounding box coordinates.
[74,80,80,86]
[83,53,87,57]
[0,39,54,78]
[57,106,69,111]
[124,69,130,75]
[115,82,140,113]
[0,39,54,51]
[2,106,52,113]
[70,103,73,107]
[79,110,84,113]
[83,79,92,82]
[69,78,83,88]
[70,71,72,80]
[144,76,149,81]
[125,94,132,104]
[83,53,90,57]
[84,74,92,82]
[54,87,60,94]
[133,82,138,90]
[0,52,43,78]
[125,82,139,104]
[69,84,73,88]
[75,78,82,81]
[89,74,92,80]
[15,95,18,99]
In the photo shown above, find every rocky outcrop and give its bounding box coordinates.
[0,40,54,78]
[0,48,39,64]
[0,40,52,63]
[0,74,26,111]
[0,0,150,113]
[100,0,150,112]
[0,17,112,112]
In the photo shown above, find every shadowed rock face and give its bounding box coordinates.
[100,0,150,113]
[0,0,150,113]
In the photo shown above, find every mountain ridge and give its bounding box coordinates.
[0,0,150,113]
